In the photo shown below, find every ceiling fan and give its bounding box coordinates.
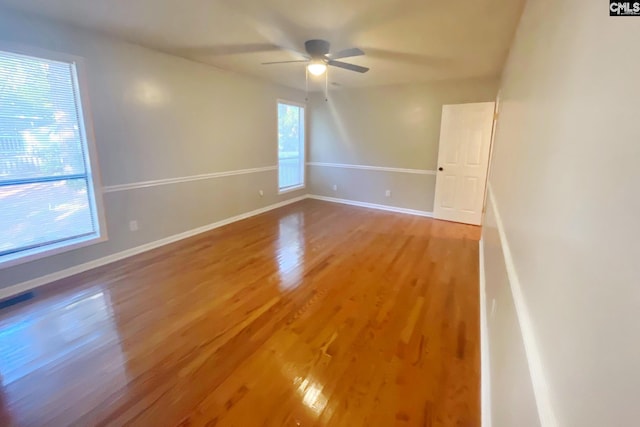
[262,39,369,76]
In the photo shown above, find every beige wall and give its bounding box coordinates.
[0,9,306,292]
[485,0,640,426]
[308,78,498,212]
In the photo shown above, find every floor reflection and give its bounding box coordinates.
[0,286,127,425]
[276,212,306,291]
[296,376,328,416]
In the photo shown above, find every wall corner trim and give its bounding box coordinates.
[487,184,558,427]
[479,237,492,427]
[308,194,433,217]
[0,195,307,301]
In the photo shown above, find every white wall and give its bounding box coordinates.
[484,0,640,425]
[483,195,540,427]
[308,78,498,212]
[0,9,306,293]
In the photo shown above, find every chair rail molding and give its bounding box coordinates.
[307,162,436,175]
[103,166,278,193]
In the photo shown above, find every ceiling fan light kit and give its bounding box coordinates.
[307,60,327,76]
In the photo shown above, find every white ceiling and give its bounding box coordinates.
[0,0,525,90]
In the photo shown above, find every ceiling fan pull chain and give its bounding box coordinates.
[325,67,328,102]
[305,67,309,102]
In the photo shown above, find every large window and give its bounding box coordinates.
[0,47,104,268]
[277,101,305,192]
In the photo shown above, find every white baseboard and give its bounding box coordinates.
[487,185,557,427]
[308,194,433,217]
[479,238,492,427]
[0,195,307,301]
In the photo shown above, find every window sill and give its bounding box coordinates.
[278,185,306,195]
[0,233,107,270]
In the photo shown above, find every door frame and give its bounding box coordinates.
[481,92,501,223]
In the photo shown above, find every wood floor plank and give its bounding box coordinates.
[0,199,481,426]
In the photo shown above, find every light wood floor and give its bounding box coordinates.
[0,199,481,427]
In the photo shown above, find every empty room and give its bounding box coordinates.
[0,0,639,426]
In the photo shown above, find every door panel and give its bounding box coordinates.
[441,175,457,208]
[433,102,495,225]
[461,176,480,212]
[467,131,483,165]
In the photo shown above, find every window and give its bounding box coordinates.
[0,47,105,268]
[277,101,305,192]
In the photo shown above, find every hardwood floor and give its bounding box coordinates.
[0,199,481,427]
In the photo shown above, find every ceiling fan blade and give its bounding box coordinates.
[169,43,283,56]
[328,60,369,73]
[329,47,365,59]
[217,0,309,54]
[262,60,309,65]
[363,48,454,67]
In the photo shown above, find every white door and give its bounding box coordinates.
[433,102,495,225]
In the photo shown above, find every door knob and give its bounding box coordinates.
[438,167,444,171]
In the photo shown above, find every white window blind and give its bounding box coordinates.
[278,101,305,191]
[0,48,102,266]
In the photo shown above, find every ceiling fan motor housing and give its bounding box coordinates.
[305,39,331,59]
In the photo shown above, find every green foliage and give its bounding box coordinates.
[278,103,303,156]
[0,52,85,179]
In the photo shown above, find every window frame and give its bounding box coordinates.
[0,42,107,269]
[276,99,306,194]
